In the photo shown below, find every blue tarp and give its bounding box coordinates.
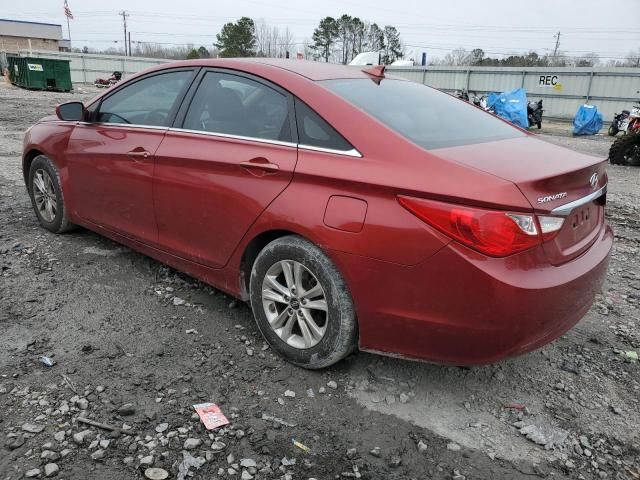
[487,88,529,128]
[573,104,603,135]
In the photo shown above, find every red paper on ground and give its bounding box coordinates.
[193,402,230,430]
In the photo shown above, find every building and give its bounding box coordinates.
[0,19,70,53]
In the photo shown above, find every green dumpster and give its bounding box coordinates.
[7,55,72,92]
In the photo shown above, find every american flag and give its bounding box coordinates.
[64,0,73,19]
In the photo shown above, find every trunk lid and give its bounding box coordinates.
[433,136,607,265]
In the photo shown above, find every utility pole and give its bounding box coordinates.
[128,32,132,57]
[552,31,561,64]
[120,11,129,56]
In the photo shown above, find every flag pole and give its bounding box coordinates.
[66,15,71,49]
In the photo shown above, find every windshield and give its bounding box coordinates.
[323,78,525,150]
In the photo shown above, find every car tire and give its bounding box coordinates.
[28,155,76,233]
[249,235,358,369]
[609,133,640,167]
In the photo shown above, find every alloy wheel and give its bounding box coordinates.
[32,169,57,223]
[261,260,328,349]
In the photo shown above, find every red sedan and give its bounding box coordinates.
[23,59,612,369]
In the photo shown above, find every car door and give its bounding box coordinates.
[66,69,196,244]
[153,69,297,268]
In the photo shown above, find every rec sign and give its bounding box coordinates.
[539,75,559,87]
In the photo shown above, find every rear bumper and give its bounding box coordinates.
[331,222,613,365]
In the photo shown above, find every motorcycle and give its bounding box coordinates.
[527,99,543,129]
[608,110,630,136]
[94,71,122,89]
[609,104,640,166]
[454,89,469,101]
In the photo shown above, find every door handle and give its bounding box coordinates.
[127,149,151,160]
[239,158,279,174]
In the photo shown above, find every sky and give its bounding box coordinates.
[2,0,639,62]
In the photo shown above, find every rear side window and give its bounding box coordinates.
[97,70,192,127]
[183,71,291,142]
[294,99,354,152]
[323,78,525,150]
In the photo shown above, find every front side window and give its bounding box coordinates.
[97,70,192,127]
[323,78,525,150]
[183,71,291,142]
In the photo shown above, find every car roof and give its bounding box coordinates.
[161,58,373,81]
[239,58,370,80]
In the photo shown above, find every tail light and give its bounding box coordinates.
[398,196,564,257]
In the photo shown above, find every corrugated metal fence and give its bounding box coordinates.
[8,50,170,84]
[3,51,639,122]
[387,65,640,122]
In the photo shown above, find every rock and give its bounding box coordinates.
[53,431,65,442]
[7,435,25,450]
[96,385,105,393]
[241,471,253,480]
[281,457,296,466]
[327,381,338,390]
[41,450,60,461]
[145,467,169,480]
[284,390,295,398]
[518,424,568,449]
[22,423,45,433]
[140,455,154,466]
[173,296,186,306]
[60,449,71,458]
[447,442,462,451]
[417,440,428,453]
[117,403,136,416]
[184,438,202,450]
[565,460,576,469]
[369,447,381,457]
[44,463,59,477]
[25,469,41,478]
[76,398,89,410]
[346,448,358,459]
[399,393,410,404]
[388,455,401,467]
[210,441,226,453]
[91,449,105,460]
[155,423,169,433]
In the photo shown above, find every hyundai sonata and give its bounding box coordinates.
[23,59,612,368]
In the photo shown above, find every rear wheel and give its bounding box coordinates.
[249,235,358,369]
[609,133,640,166]
[28,155,75,233]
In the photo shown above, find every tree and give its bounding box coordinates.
[186,48,200,60]
[366,23,385,53]
[216,17,256,57]
[382,26,403,64]
[470,48,484,64]
[197,46,210,58]
[337,14,353,64]
[312,17,339,62]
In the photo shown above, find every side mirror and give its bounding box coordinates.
[56,102,85,121]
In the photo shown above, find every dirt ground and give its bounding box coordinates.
[1,82,639,480]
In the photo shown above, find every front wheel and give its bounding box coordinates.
[249,235,358,369]
[28,155,75,233]
[608,124,619,136]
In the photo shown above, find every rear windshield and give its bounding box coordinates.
[323,78,525,150]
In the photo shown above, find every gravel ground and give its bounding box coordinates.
[1,82,639,480]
